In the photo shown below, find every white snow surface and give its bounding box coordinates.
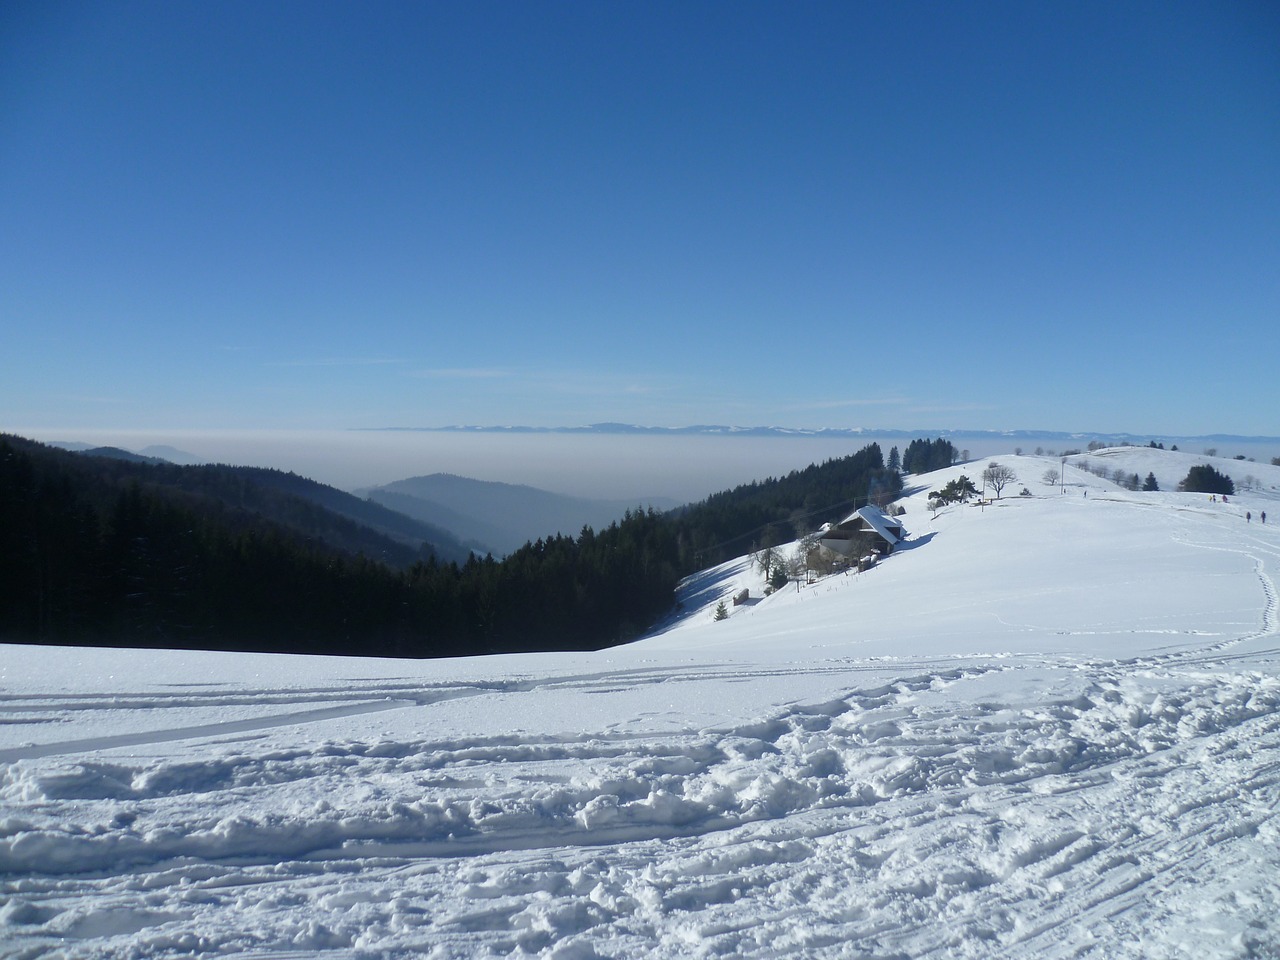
[2,451,1279,959]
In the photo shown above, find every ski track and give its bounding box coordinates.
[2,655,1278,958]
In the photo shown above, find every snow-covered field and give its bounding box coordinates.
[2,450,1279,959]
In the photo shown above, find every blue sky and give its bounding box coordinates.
[3,0,1278,438]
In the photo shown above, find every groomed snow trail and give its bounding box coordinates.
[2,454,1278,959]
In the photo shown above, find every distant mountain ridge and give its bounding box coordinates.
[50,441,204,464]
[360,473,679,556]
[78,446,170,465]
[360,424,1280,443]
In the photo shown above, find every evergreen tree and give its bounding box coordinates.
[901,438,957,474]
[1178,464,1234,495]
[929,476,978,504]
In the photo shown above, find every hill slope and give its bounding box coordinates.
[1,449,1277,958]
[361,472,678,556]
[0,435,482,654]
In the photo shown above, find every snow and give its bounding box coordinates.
[2,451,1279,959]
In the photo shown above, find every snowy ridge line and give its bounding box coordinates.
[4,665,1278,881]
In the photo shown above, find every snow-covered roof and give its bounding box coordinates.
[832,505,903,544]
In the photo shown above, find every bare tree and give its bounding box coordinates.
[1042,468,1061,486]
[982,461,1018,499]
[754,545,779,579]
[787,548,808,581]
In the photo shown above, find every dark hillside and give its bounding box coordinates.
[203,466,477,566]
[0,435,459,655]
[53,442,469,567]
[1,435,903,659]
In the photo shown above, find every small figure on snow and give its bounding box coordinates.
[1247,511,1252,523]
[1263,512,1268,524]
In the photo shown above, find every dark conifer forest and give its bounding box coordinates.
[0,434,899,658]
[900,437,958,474]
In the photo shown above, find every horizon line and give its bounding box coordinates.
[350,424,1280,442]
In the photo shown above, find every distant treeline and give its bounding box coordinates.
[0,434,899,658]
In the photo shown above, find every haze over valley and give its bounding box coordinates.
[28,425,1280,506]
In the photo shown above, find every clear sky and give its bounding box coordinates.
[3,0,1277,439]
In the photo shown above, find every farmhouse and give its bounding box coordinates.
[817,505,905,557]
